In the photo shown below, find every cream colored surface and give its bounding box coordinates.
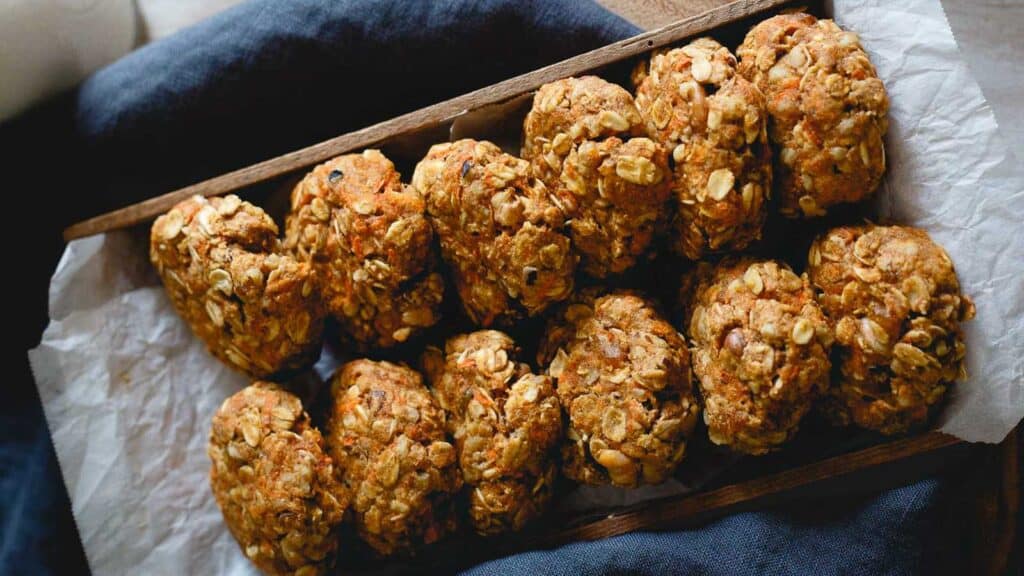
[0,0,135,120]
[135,0,243,41]
[942,0,1023,158]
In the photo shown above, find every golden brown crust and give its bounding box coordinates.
[468,463,558,536]
[558,136,671,276]
[635,39,771,259]
[682,259,832,454]
[284,150,444,349]
[150,195,325,377]
[422,330,561,535]
[325,360,461,555]
[522,76,670,277]
[412,139,575,326]
[523,76,646,180]
[807,225,975,434]
[539,291,698,487]
[737,13,888,218]
[208,382,347,576]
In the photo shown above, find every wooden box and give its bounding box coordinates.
[60,0,983,572]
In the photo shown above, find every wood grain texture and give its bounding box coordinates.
[598,0,729,30]
[965,429,1020,576]
[63,0,790,241]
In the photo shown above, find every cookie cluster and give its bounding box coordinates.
[142,12,977,575]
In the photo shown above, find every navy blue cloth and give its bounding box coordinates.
[7,0,967,574]
[465,480,953,576]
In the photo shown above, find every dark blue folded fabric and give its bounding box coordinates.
[9,0,963,574]
[463,479,957,576]
[0,396,86,576]
[75,0,639,214]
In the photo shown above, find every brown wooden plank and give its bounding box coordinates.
[63,0,792,241]
[965,428,1020,576]
[536,431,961,547]
[599,0,730,31]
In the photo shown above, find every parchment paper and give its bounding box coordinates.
[28,1,1024,574]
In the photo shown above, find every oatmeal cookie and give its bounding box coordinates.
[737,13,888,218]
[523,76,646,185]
[522,76,670,277]
[422,330,561,535]
[150,195,325,377]
[284,150,443,349]
[635,38,771,259]
[681,259,832,454]
[412,139,575,326]
[209,382,346,576]
[558,136,671,277]
[325,360,461,555]
[807,225,975,434]
[538,291,699,487]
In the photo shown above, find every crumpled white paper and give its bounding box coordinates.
[832,0,1024,441]
[30,233,255,575]
[28,1,1024,574]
